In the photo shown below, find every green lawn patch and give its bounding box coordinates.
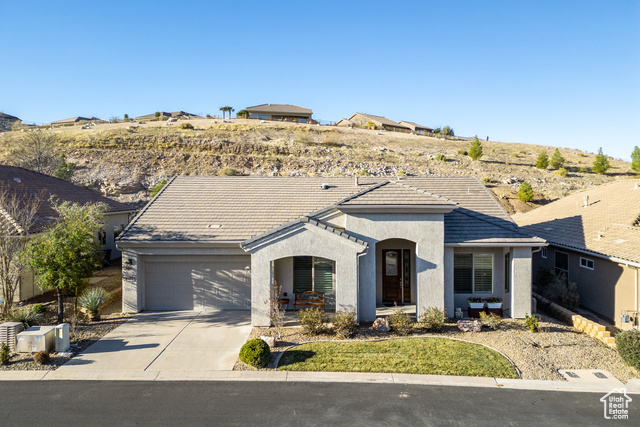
[278,337,518,378]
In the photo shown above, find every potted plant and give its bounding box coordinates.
[467,297,485,309]
[485,297,503,309]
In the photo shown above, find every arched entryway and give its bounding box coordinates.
[376,238,416,306]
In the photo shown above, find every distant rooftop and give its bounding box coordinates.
[245,104,312,115]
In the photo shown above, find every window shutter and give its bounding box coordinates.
[454,254,473,293]
[313,257,334,294]
[474,254,493,293]
[293,257,313,293]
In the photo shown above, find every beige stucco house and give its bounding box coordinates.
[398,121,433,135]
[117,176,544,326]
[338,113,413,133]
[0,166,135,300]
[516,179,640,329]
[245,104,313,123]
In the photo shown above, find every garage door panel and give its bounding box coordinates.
[145,258,251,311]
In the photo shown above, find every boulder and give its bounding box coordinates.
[457,320,482,332]
[372,317,390,332]
[260,336,276,347]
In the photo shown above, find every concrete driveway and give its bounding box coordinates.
[56,311,251,372]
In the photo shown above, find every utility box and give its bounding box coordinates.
[16,326,56,353]
[55,323,70,352]
[0,322,24,353]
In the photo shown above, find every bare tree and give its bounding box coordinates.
[0,185,40,316]
[11,132,59,174]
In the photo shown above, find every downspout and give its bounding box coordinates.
[356,248,368,324]
[636,267,639,329]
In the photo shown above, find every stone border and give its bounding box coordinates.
[273,334,522,379]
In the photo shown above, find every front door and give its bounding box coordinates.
[383,249,402,303]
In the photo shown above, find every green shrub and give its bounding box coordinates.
[535,152,549,169]
[31,304,47,314]
[239,338,271,368]
[434,153,446,162]
[550,148,565,169]
[518,181,534,202]
[457,149,468,156]
[332,309,357,339]
[592,147,611,175]
[616,330,640,370]
[236,109,250,119]
[396,170,406,177]
[419,307,447,332]
[178,122,194,130]
[150,179,167,198]
[7,308,41,329]
[33,351,50,365]
[219,167,240,176]
[297,307,325,335]
[479,312,502,330]
[577,166,590,173]
[554,168,568,177]
[389,306,412,336]
[631,146,640,174]
[79,287,107,312]
[469,137,483,161]
[357,169,371,176]
[482,177,492,184]
[0,343,10,365]
[524,314,539,333]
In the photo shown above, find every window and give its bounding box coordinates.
[504,252,511,293]
[293,256,334,293]
[580,257,594,270]
[259,114,267,120]
[541,248,547,259]
[385,251,399,276]
[454,253,493,294]
[555,251,569,279]
[250,114,258,119]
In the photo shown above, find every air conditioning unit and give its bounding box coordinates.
[16,326,56,353]
[0,322,24,353]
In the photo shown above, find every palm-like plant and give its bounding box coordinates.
[79,287,108,321]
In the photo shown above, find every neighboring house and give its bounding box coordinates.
[0,166,136,300]
[50,116,102,126]
[117,176,544,326]
[0,112,21,131]
[244,104,313,123]
[398,121,433,135]
[335,118,355,128]
[134,111,201,121]
[340,113,412,133]
[515,180,640,328]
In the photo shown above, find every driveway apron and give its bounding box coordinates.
[56,311,251,372]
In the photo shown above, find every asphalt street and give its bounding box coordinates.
[1,381,635,426]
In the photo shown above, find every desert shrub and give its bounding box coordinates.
[397,170,406,177]
[31,304,47,314]
[357,169,371,176]
[616,330,640,370]
[219,167,240,176]
[33,351,50,365]
[239,338,271,368]
[457,149,468,156]
[150,179,167,197]
[550,148,565,169]
[389,306,412,336]
[534,267,556,289]
[577,166,590,173]
[518,181,534,202]
[320,141,344,148]
[332,309,357,338]
[524,314,539,333]
[577,152,586,157]
[479,312,502,330]
[178,122,194,130]
[592,148,611,175]
[434,153,446,162]
[535,268,579,308]
[469,137,483,161]
[297,307,325,335]
[419,307,447,332]
[554,168,568,177]
[535,152,549,169]
[482,176,492,184]
[236,109,250,119]
[79,287,108,312]
[7,308,41,329]
[0,343,10,365]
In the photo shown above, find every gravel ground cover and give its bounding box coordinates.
[235,312,639,382]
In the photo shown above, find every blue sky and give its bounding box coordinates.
[1,1,638,160]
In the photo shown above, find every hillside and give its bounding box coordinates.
[0,118,633,214]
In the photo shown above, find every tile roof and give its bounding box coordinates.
[120,176,541,246]
[348,113,410,129]
[514,179,640,263]
[245,104,312,115]
[0,166,134,234]
[398,121,434,131]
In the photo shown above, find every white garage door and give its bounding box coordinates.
[145,257,251,310]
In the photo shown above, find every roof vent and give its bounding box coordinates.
[13,178,21,183]
[206,224,222,229]
[583,195,589,208]
[321,183,330,190]
[355,176,359,187]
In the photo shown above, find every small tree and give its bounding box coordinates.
[154,112,161,121]
[535,152,549,169]
[0,186,40,316]
[24,202,106,323]
[518,181,534,202]
[442,126,454,136]
[11,132,58,174]
[592,147,611,175]
[236,109,250,119]
[468,137,483,161]
[631,146,640,174]
[53,154,75,181]
[550,148,565,169]
[124,114,129,122]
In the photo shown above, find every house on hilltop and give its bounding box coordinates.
[398,121,433,135]
[244,104,313,123]
[338,113,412,133]
[134,111,201,121]
[117,176,544,326]
[0,166,136,300]
[50,116,103,126]
[0,112,21,131]
[515,180,640,328]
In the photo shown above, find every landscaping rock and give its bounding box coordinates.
[372,317,390,332]
[260,336,276,347]
[457,320,482,332]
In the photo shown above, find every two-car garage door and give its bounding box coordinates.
[144,256,251,311]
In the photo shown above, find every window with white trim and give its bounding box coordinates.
[541,247,547,259]
[293,256,335,293]
[580,257,594,270]
[454,253,493,294]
